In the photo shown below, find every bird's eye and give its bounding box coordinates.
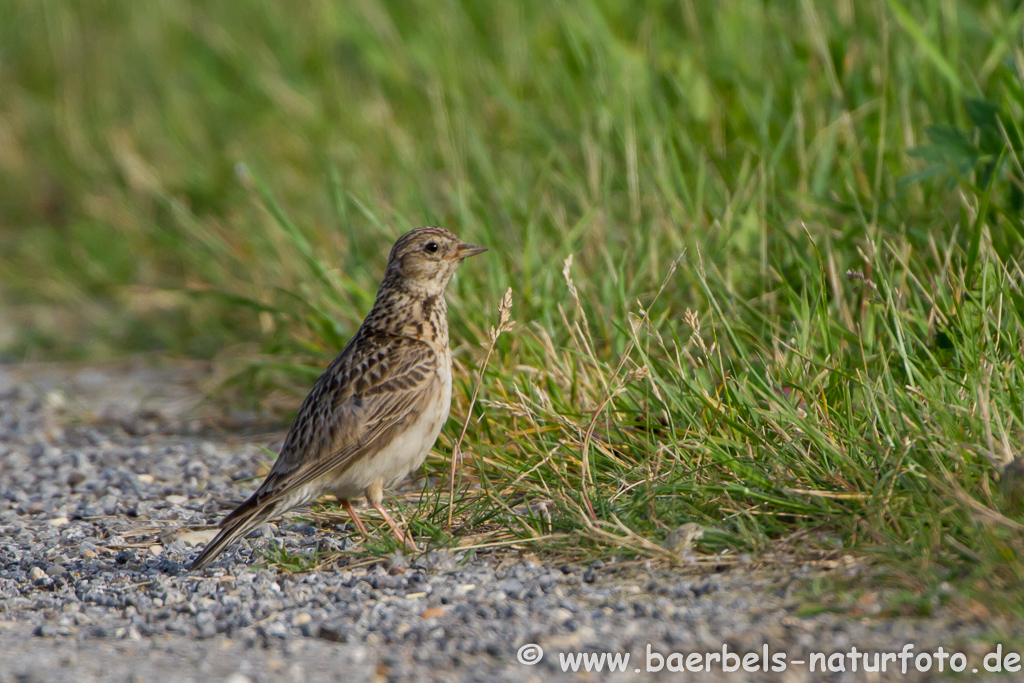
[424,242,439,254]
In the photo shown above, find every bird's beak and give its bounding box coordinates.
[453,243,488,259]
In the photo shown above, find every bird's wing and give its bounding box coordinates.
[225,332,438,520]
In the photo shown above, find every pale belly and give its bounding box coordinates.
[329,359,452,501]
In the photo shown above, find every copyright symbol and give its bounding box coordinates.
[517,643,544,665]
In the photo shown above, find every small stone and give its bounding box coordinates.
[262,621,287,638]
[248,524,275,539]
[175,529,218,547]
[370,574,395,589]
[33,623,57,637]
[496,579,524,599]
[195,611,217,638]
[549,607,574,623]
[318,623,344,643]
[166,495,188,505]
[453,584,476,598]
[29,566,47,581]
[46,517,70,527]
[692,580,716,597]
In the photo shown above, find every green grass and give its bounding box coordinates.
[258,543,324,574]
[3,1,1024,609]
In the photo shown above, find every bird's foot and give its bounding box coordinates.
[342,499,370,538]
[372,500,420,552]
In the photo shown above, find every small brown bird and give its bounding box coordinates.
[190,227,486,570]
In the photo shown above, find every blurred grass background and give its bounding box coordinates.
[3,1,1024,609]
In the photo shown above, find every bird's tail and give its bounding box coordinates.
[189,495,280,571]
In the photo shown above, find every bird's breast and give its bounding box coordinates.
[330,350,453,499]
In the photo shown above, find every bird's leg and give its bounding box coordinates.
[370,499,421,552]
[342,499,370,538]
[367,481,420,552]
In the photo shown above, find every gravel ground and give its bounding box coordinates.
[0,362,1019,682]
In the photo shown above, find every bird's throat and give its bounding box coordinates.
[363,283,450,346]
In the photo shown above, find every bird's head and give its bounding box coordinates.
[384,227,487,295]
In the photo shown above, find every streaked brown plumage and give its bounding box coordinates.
[190,227,486,570]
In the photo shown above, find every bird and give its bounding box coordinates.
[189,227,487,570]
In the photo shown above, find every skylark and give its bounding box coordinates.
[190,227,486,570]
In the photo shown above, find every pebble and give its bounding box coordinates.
[0,368,1018,682]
